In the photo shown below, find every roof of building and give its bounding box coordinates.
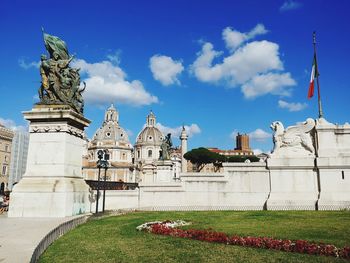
[0,124,14,141]
[207,147,254,155]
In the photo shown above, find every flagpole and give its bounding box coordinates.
[313,31,324,118]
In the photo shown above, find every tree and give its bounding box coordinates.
[184,147,223,172]
[225,155,260,163]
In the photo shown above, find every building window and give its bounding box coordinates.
[342,171,345,180]
[137,150,140,158]
[5,145,9,152]
[0,182,4,195]
[4,156,8,162]
[2,165,7,175]
[148,150,152,158]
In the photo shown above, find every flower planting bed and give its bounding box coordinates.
[138,220,350,259]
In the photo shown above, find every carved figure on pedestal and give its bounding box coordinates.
[270,118,315,157]
[160,133,172,160]
[37,30,85,114]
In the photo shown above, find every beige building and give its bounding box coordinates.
[208,133,254,156]
[0,124,14,194]
[82,104,134,182]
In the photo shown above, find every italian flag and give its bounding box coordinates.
[308,54,318,99]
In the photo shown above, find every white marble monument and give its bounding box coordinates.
[8,105,91,217]
[315,118,350,210]
[267,118,319,210]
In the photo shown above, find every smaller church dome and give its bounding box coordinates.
[134,111,165,163]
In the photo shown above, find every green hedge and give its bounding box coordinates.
[224,155,260,163]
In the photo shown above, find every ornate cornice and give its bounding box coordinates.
[29,123,84,138]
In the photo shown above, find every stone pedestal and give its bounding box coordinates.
[266,157,318,210]
[315,118,350,210]
[155,160,174,183]
[8,105,91,217]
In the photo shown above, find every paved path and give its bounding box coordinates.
[0,214,80,263]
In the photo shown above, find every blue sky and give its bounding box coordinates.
[1,0,349,153]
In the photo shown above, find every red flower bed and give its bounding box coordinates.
[147,223,350,259]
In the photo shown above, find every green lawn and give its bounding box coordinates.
[39,211,350,263]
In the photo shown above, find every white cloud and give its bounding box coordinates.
[241,72,296,99]
[249,129,271,142]
[190,24,296,99]
[192,40,285,85]
[278,100,307,112]
[72,59,158,106]
[0,117,27,132]
[280,0,303,12]
[190,42,224,83]
[149,55,184,86]
[32,94,40,103]
[125,129,133,137]
[106,50,122,65]
[156,123,201,138]
[18,59,40,69]
[229,130,238,139]
[222,24,268,51]
[253,149,263,155]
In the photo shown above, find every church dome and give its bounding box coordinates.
[90,104,132,148]
[135,111,163,146]
[84,104,134,183]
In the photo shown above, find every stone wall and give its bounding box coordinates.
[90,162,271,211]
[90,158,349,211]
[86,118,350,212]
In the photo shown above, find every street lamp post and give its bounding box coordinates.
[95,150,109,214]
[95,150,104,214]
[102,152,109,212]
[102,167,107,212]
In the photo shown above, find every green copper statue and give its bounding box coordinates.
[38,30,85,114]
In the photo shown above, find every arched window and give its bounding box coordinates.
[2,165,7,175]
[148,149,152,158]
[137,150,140,158]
